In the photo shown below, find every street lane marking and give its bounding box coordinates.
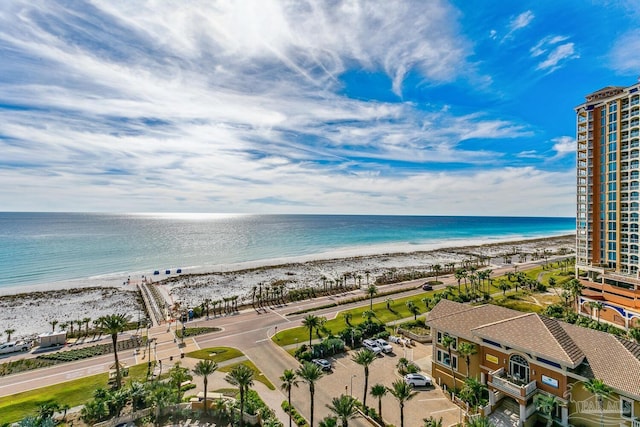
[429,408,459,415]
[268,308,290,321]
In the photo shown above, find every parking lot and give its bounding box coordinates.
[311,341,463,427]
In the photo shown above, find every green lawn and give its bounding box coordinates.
[0,363,149,424]
[219,360,275,390]
[186,347,244,363]
[273,290,437,346]
[274,262,575,348]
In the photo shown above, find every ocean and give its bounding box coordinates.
[0,213,575,291]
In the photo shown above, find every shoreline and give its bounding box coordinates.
[0,233,575,341]
[0,232,574,297]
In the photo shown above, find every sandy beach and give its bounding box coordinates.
[0,234,575,342]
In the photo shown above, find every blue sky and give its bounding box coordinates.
[0,1,639,216]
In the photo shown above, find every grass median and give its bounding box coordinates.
[0,363,148,424]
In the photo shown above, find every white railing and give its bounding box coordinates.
[488,368,537,399]
[491,375,522,396]
[524,380,537,396]
[632,417,640,427]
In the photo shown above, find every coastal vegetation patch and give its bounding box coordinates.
[219,360,275,390]
[186,346,243,363]
[175,326,220,338]
[0,337,143,377]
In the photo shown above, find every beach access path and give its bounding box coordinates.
[0,256,559,426]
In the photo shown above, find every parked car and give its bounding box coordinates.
[362,339,383,355]
[0,341,30,354]
[422,283,433,291]
[388,335,403,344]
[312,358,332,371]
[375,338,393,353]
[404,373,432,387]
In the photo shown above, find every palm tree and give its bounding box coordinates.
[352,349,377,407]
[584,378,612,427]
[497,280,511,296]
[629,327,640,343]
[460,377,486,408]
[225,364,254,427]
[97,314,130,389]
[589,301,605,324]
[423,416,443,427]
[302,314,321,347]
[387,379,417,427]
[280,369,299,427]
[4,328,15,343]
[465,416,496,427]
[534,393,557,427]
[432,264,442,283]
[319,416,338,427]
[406,301,421,320]
[386,298,394,311]
[567,279,583,312]
[49,320,58,333]
[342,312,353,327]
[441,335,457,392]
[169,362,192,402]
[296,361,325,427]
[366,284,377,310]
[457,342,477,377]
[370,383,387,420]
[326,394,359,427]
[193,359,218,415]
[83,317,92,336]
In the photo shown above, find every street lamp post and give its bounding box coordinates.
[350,374,357,397]
[146,326,152,377]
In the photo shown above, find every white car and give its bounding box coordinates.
[404,373,432,387]
[388,335,403,344]
[312,358,332,371]
[362,339,382,355]
[375,338,393,353]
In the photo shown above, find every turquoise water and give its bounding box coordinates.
[0,213,575,289]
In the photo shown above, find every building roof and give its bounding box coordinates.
[471,313,585,368]
[559,321,640,398]
[426,300,521,341]
[428,300,640,398]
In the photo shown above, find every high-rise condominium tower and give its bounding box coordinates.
[575,82,640,329]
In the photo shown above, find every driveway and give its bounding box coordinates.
[315,342,462,427]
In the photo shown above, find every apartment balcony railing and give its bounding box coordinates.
[488,368,537,400]
[632,417,639,427]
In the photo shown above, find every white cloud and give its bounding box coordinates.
[509,10,535,32]
[502,10,534,41]
[0,1,568,215]
[535,42,579,73]
[551,136,576,157]
[608,30,640,74]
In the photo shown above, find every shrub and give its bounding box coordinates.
[282,401,308,427]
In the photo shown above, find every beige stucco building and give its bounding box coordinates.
[426,300,640,427]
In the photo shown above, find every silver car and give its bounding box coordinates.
[312,358,332,371]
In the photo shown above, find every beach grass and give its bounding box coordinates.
[186,347,243,363]
[218,360,275,390]
[0,363,149,424]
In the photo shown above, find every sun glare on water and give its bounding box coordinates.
[132,212,250,221]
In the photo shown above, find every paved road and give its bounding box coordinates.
[0,257,556,425]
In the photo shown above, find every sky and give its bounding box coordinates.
[1,1,639,216]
